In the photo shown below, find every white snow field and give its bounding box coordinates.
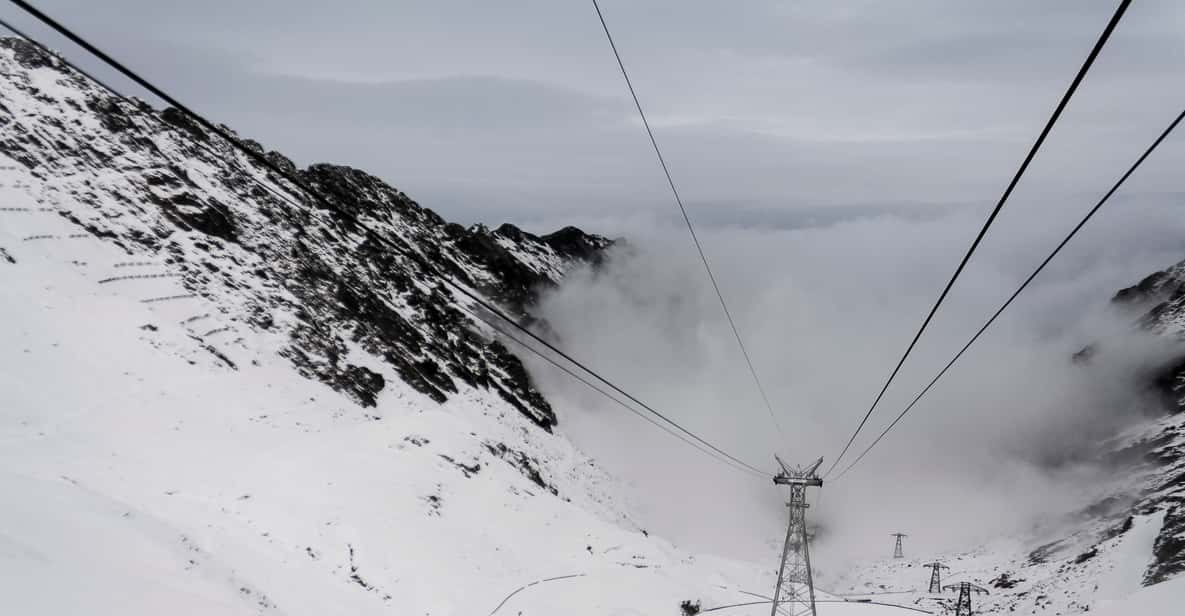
[0,172,778,615]
[1093,575,1185,616]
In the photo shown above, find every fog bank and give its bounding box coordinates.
[525,189,1185,567]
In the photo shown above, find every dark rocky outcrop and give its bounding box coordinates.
[0,37,55,70]
[1147,505,1185,584]
[543,225,614,266]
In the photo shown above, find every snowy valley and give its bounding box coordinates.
[2,31,1185,616]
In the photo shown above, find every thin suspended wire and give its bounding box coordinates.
[832,107,1185,482]
[589,0,786,442]
[1,0,771,477]
[824,0,1133,478]
[464,305,769,478]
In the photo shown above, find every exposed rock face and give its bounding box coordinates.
[0,36,611,430]
[1096,258,1185,585]
[1113,262,1185,310]
[1108,259,1185,413]
[1112,259,1185,336]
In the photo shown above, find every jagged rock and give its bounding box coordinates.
[1114,271,1172,305]
[159,107,208,142]
[543,225,613,266]
[990,573,1024,589]
[265,150,297,175]
[86,96,134,133]
[1147,505,1185,584]
[483,441,559,495]
[0,37,55,70]
[1113,265,1185,307]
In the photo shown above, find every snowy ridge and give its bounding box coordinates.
[1112,257,1185,339]
[0,35,612,428]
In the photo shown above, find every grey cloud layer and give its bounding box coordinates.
[7,0,1183,228]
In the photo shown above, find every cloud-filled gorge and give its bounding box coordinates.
[524,191,1185,571]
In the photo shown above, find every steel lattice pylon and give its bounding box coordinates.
[769,456,823,616]
[891,532,907,559]
[924,562,949,594]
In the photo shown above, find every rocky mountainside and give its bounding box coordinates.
[1108,258,1185,585]
[833,260,1185,613]
[0,36,610,429]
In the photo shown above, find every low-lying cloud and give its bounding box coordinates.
[522,189,1185,570]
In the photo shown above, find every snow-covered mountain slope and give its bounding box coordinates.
[0,228,778,615]
[832,501,1175,614]
[0,36,786,615]
[1093,574,1185,616]
[829,260,1185,614]
[831,416,1185,614]
[0,35,613,428]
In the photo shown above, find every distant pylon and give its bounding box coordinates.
[943,582,988,616]
[891,532,907,559]
[769,456,824,616]
[923,562,949,594]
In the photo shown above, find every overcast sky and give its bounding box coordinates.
[4,0,1184,232]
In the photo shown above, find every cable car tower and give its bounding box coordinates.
[891,532,908,559]
[943,582,989,616]
[769,456,824,616]
[924,562,949,594]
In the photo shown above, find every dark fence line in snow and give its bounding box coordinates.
[98,273,180,284]
[140,293,195,304]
